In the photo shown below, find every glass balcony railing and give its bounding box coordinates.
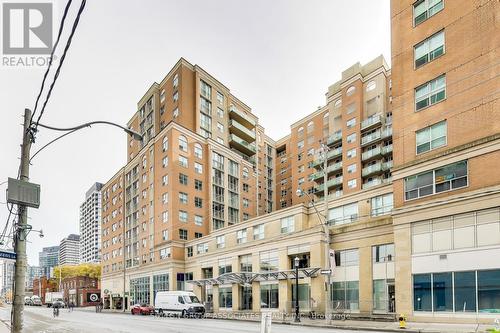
[229,119,256,142]
[362,146,381,161]
[229,134,257,155]
[311,162,343,181]
[382,160,393,171]
[361,114,382,131]
[312,147,342,168]
[382,127,393,138]
[327,131,342,145]
[362,162,382,177]
[381,144,393,155]
[362,177,392,189]
[361,130,381,145]
[315,176,343,192]
[229,105,256,127]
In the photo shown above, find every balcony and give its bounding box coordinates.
[361,114,382,131]
[381,144,393,155]
[229,134,256,156]
[361,130,381,146]
[362,162,383,177]
[382,126,393,139]
[312,147,342,168]
[361,146,382,161]
[382,160,393,171]
[229,105,256,128]
[327,131,342,146]
[314,176,343,192]
[311,162,343,181]
[229,119,256,142]
[362,177,392,189]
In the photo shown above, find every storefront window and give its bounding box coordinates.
[413,274,432,311]
[130,276,150,305]
[153,274,169,300]
[240,286,252,310]
[260,283,279,309]
[454,271,476,312]
[331,281,359,311]
[433,272,453,311]
[291,284,310,309]
[478,269,500,313]
[219,287,232,308]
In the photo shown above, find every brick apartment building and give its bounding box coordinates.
[61,276,100,307]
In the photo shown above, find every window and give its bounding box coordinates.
[195,232,203,238]
[194,215,203,226]
[197,243,208,254]
[416,121,447,154]
[415,75,446,111]
[179,173,188,185]
[240,254,252,272]
[347,164,356,174]
[160,89,165,103]
[260,250,279,272]
[346,86,356,96]
[253,224,264,240]
[186,246,193,257]
[243,213,249,221]
[216,235,225,249]
[346,118,356,128]
[162,156,168,168]
[162,211,168,223]
[243,184,249,192]
[178,135,188,152]
[307,121,314,133]
[404,160,467,200]
[243,198,249,208]
[347,179,357,189]
[347,148,356,158]
[413,0,444,26]
[194,143,202,159]
[298,177,305,185]
[194,179,203,191]
[179,192,188,204]
[173,107,179,118]
[371,193,393,216]
[242,168,249,179]
[162,230,169,241]
[216,92,224,105]
[237,229,247,244]
[414,30,445,68]
[179,155,188,168]
[280,216,295,234]
[217,122,224,133]
[307,148,315,156]
[297,140,304,150]
[334,99,342,108]
[179,229,188,240]
[194,197,203,208]
[218,287,232,308]
[173,91,179,102]
[334,249,359,266]
[200,80,211,99]
[162,136,168,152]
[372,244,395,263]
[216,137,224,145]
[260,284,279,309]
[328,203,358,225]
[173,73,179,87]
[159,247,171,259]
[347,133,356,143]
[366,81,376,92]
[194,162,203,174]
[179,210,188,223]
[218,258,232,275]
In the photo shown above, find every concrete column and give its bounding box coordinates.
[394,223,412,318]
[212,285,219,312]
[252,281,261,312]
[358,245,373,314]
[279,280,290,313]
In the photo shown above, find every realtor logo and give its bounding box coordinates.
[2,2,53,55]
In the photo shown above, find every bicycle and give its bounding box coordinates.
[53,307,59,318]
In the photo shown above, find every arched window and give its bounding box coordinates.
[334,99,342,108]
[162,136,168,152]
[346,86,356,96]
[307,121,314,133]
[242,167,249,179]
[297,126,304,138]
[366,81,376,92]
[194,143,203,159]
[178,135,188,152]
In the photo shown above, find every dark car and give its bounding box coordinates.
[131,303,154,315]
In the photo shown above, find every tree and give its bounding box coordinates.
[53,264,101,279]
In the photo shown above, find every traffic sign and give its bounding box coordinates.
[0,251,16,260]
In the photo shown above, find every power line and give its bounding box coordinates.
[29,0,74,127]
[32,0,87,133]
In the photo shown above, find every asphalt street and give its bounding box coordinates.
[0,306,387,333]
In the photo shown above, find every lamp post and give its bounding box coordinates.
[296,142,332,325]
[294,256,300,323]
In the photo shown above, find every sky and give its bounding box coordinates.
[0,0,391,266]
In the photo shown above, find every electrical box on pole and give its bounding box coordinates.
[7,177,40,208]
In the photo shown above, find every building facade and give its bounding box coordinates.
[26,265,42,290]
[79,182,103,263]
[0,257,15,297]
[39,246,59,278]
[59,234,81,266]
[390,0,500,322]
[61,276,100,307]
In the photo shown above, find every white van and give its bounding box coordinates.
[154,291,205,317]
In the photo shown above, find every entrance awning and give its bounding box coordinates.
[187,267,321,286]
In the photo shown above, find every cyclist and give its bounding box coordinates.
[53,306,59,318]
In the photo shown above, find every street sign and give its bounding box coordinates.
[320,269,332,275]
[7,178,40,208]
[0,251,16,260]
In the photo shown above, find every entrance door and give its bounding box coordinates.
[387,283,395,313]
[240,286,252,310]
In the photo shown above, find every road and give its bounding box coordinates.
[0,306,388,333]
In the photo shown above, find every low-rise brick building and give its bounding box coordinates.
[61,276,100,307]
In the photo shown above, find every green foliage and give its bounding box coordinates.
[53,263,101,279]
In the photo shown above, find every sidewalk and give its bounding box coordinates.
[0,320,9,333]
[75,307,498,333]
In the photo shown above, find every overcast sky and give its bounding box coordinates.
[0,0,390,265]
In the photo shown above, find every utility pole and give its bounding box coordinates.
[321,142,332,326]
[11,109,32,333]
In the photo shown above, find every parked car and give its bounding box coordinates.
[154,291,205,318]
[31,296,42,306]
[131,303,154,315]
[24,296,32,306]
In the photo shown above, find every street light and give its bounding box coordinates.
[294,256,300,323]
